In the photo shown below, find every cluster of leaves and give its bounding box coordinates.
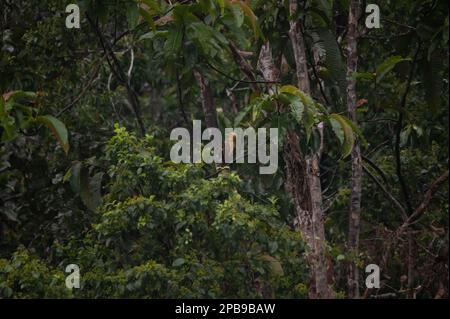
[1,126,309,298]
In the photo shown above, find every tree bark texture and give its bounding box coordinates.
[193,69,218,129]
[346,0,362,299]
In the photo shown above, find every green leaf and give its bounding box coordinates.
[217,0,225,15]
[311,0,334,23]
[187,22,228,58]
[164,26,183,57]
[278,86,320,143]
[4,91,36,105]
[261,255,284,275]
[126,2,140,29]
[278,93,305,124]
[375,56,411,83]
[340,115,368,149]
[313,28,347,94]
[139,30,167,41]
[69,161,82,194]
[139,7,156,30]
[36,115,69,154]
[227,0,262,39]
[279,85,316,109]
[0,118,17,142]
[288,95,305,124]
[0,96,6,117]
[351,72,376,81]
[329,113,354,158]
[225,3,244,27]
[279,85,301,96]
[329,117,344,144]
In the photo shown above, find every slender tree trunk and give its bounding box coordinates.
[276,0,333,298]
[288,4,310,93]
[193,69,218,129]
[346,0,362,299]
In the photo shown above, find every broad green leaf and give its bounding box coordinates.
[329,117,344,144]
[0,117,17,142]
[0,96,6,117]
[164,26,183,57]
[278,93,305,124]
[278,86,320,142]
[139,30,168,41]
[187,22,228,58]
[310,0,334,24]
[351,72,376,81]
[3,91,36,105]
[225,3,244,27]
[217,0,225,15]
[279,85,315,109]
[340,115,368,149]
[227,0,261,39]
[36,115,69,154]
[279,85,301,96]
[126,2,140,29]
[289,96,305,124]
[139,7,156,30]
[313,29,347,94]
[69,161,82,194]
[375,56,411,83]
[314,101,329,115]
[318,0,334,20]
[303,107,315,143]
[329,113,354,158]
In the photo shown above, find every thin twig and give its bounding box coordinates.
[56,62,101,116]
[207,62,281,85]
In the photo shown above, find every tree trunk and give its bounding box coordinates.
[271,0,333,298]
[288,4,310,93]
[193,69,218,129]
[346,0,362,299]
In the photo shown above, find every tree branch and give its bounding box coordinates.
[401,170,449,230]
[87,14,145,136]
[363,164,408,220]
[394,41,421,215]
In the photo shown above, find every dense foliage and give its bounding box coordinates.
[0,0,448,298]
